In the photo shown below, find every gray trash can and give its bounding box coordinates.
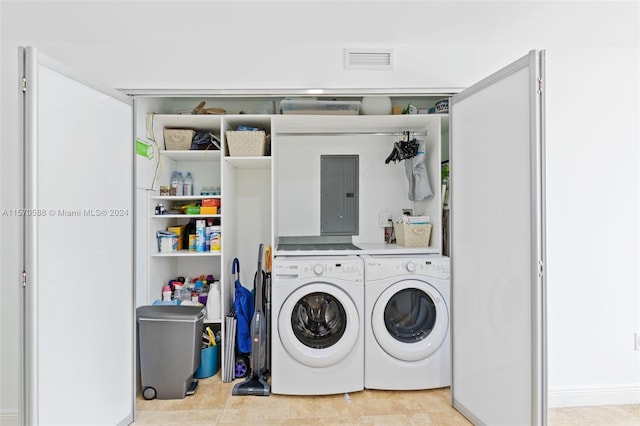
[137,305,206,400]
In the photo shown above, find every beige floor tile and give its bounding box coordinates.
[134,373,639,426]
[619,404,640,418]
[550,404,640,426]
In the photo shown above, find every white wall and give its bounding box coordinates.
[2,0,638,421]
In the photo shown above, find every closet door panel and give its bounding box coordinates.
[450,50,546,426]
[22,46,134,426]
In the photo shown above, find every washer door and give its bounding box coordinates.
[278,282,359,368]
[372,279,448,362]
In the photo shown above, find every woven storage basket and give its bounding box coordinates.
[394,223,432,247]
[225,131,270,156]
[163,129,195,150]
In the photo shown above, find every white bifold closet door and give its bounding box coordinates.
[21,46,134,425]
[450,50,547,425]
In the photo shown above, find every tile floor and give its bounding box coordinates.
[133,374,640,425]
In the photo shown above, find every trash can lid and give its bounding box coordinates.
[136,305,206,322]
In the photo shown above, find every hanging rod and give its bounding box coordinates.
[275,131,426,137]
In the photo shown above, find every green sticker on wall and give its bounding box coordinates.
[136,139,154,159]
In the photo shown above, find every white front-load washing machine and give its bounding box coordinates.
[271,255,364,395]
[363,254,450,390]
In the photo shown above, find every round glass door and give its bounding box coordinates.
[384,288,437,343]
[278,282,359,368]
[372,279,448,362]
[291,292,347,349]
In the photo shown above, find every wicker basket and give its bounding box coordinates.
[225,131,270,156]
[394,223,432,247]
[163,129,195,150]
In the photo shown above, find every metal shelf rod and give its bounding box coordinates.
[275,131,426,137]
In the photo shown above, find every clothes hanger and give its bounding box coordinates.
[384,131,419,164]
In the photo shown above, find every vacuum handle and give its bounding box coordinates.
[256,243,264,272]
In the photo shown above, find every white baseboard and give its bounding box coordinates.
[549,384,640,408]
[0,409,19,426]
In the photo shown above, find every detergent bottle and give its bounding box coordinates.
[206,281,221,320]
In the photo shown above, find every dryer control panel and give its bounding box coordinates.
[365,256,450,281]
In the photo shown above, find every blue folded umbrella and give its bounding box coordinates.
[232,258,254,353]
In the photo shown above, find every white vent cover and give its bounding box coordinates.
[344,48,394,70]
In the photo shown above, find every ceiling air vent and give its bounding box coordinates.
[344,48,394,70]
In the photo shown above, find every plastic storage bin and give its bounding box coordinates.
[137,305,206,400]
[280,99,361,115]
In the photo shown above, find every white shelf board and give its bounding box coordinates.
[151,250,222,257]
[160,150,222,161]
[223,114,272,128]
[224,156,271,169]
[151,195,221,201]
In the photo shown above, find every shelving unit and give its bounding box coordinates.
[145,115,225,337]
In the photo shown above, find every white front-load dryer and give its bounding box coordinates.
[363,254,450,390]
[271,255,364,395]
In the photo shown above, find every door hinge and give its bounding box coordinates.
[21,77,27,93]
[21,271,27,287]
[538,260,544,277]
[537,78,543,95]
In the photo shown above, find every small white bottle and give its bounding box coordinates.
[206,281,221,320]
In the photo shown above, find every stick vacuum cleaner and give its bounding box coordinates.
[232,244,270,396]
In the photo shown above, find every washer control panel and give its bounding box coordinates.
[273,256,364,281]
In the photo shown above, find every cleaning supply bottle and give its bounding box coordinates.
[205,219,213,252]
[162,285,172,302]
[173,282,183,302]
[192,280,202,303]
[198,282,209,306]
[210,226,221,252]
[195,220,206,252]
[183,219,196,251]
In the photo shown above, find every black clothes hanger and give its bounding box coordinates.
[384,131,420,164]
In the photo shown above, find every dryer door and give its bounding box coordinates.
[372,279,448,362]
[278,282,360,368]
